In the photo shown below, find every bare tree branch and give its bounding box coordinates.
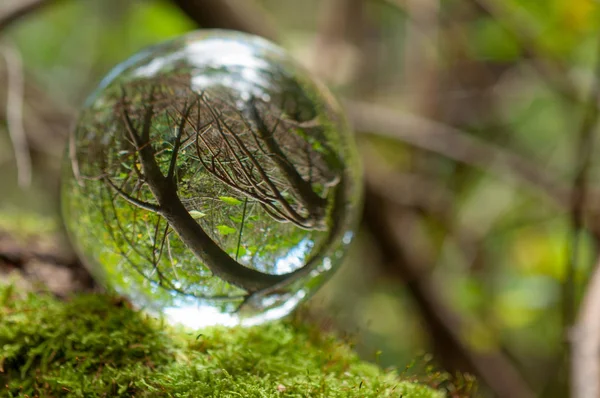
[566,35,600,325]
[311,0,366,84]
[170,0,277,41]
[572,255,600,398]
[0,61,73,157]
[116,90,293,292]
[103,177,162,214]
[566,35,600,398]
[1,42,31,187]
[165,102,193,184]
[347,100,572,206]
[0,0,55,33]
[197,97,326,229]
[401,0,440,112]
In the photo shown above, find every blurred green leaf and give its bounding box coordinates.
[469,18,521,62]
[189,210,206,219]
[219,196,242,206]
[216,225,236,236]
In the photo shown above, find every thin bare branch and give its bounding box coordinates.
[69,127,83,186]
[170,0,277,41]
[200,98,316,228]
[401,0,440,112]
[166,102,192,183]
[104,177,162,214]
[0,0,55,32]
[347,100,570,205]
[566,35,600,323]
[572,255,600,398]
[311,0,366,84]
[567,35,600,398]
[1,43,31,187]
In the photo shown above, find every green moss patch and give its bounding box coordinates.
[0,285,442,397]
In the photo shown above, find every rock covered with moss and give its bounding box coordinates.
[0,284,442,397]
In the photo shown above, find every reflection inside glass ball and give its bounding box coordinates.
[61,30,362,327]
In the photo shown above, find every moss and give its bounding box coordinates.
[0,285,442,397]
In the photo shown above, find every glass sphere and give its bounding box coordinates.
[61,30,362,327]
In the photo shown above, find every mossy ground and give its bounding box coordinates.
[0,284,442,397]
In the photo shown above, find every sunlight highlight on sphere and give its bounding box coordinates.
[61,30,363,327]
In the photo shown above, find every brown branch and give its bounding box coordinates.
[400,0,440,113]
[311,0,366,84]
[572,255,600,398]
[565,35,600,398]
[248,97,327,220]
[103,186,158,267]
[170,0,277,41]
[566,35,600,323]
[0,0,55,32]
[101,185,241,302]
[103,177,162,214]
[99,187,229,301]
[195,132,308,228]
[1,43,31,187]
[119,97,293,292]
[0,55,73,161]
[364,189,534,398]
[347,100,571,206]
[201,98,316,228]
[165,103,193,183]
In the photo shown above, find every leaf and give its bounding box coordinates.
[216,225,237,236]
[189,210,206,219]
[229,215,242,223]
[219,196,242,206]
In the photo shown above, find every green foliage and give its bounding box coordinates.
[0,285,442,397]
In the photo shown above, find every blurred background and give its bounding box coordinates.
[2,0,600,397]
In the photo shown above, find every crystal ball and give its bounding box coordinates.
[61,30,363,327]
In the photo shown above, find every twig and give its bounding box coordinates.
[103,178,162,214]
[566,35,600,329]
[170,0,277,41]
[347,100,570,206]
[568,36,600,398]
[311,0,366,84]
[572,256,600,398]
[0,61,73,157]
[1,43,31,188]
[0,0,54,32]
[401,0,439,112]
